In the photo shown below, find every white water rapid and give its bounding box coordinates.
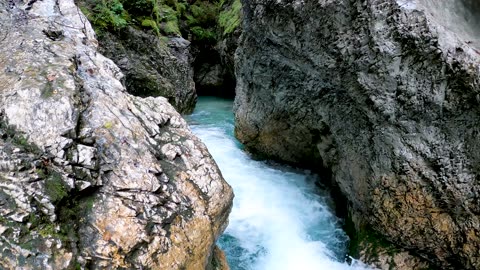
[187,97,369,270]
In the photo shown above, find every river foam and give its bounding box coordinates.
[187,97,368,270]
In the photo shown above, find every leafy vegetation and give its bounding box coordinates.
[141,18,160,35]
[80,0,129,31]
[218,0,241,35]
[184,0,218,41]
[78,0,242,40]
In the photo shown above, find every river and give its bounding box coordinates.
[186,97,368,270]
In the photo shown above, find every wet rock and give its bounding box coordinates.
[0,0,233,269]
[234,0,480,268]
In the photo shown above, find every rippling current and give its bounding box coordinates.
[186,97,368,270]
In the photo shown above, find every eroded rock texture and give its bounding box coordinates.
[97,28,197,114]
[0,0,233,269]
[234,0,480,268]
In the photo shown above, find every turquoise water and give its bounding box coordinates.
[186,97,367,270]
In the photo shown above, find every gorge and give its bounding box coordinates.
[187,97,368,270]
[0,0,479,269]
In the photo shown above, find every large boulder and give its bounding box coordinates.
[0,0,233,269]
[234,0,480,268]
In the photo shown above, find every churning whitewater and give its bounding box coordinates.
[187,97,368,270]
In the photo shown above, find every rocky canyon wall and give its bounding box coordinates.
[97,29,197,114]
[234,0,480,268]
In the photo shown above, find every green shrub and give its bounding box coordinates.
[188,1,218,27]
[175,2,187,14]
[121,0,155,15]
[162,20,180,35]
[185,14,198,26]
[183,0,220,41]
[190,26,216,41]
[218,0,241,35]
[79,0,242,41]
[156,4,181,35]
[141,18,161,35]
[91,0,129,31]
[160,4,178,21]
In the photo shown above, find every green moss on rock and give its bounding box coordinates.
[78,0,242,40]
[44,171,68,203]
[218,0,241,35]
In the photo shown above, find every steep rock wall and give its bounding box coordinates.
[99,27,197,113]
[0,0,233,269]
[96,28,197,114]
[234,0,480,268]
[77,0,198,114]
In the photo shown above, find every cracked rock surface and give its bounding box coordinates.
[234,0,480,268]
[96,28,197,114]
[0,0,233,269]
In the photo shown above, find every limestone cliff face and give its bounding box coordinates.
[0,0,233,269]
[234,0,480,268]
[96,28,197,114]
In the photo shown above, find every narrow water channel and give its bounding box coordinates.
[186,97,367,270]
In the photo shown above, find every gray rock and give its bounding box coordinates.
[234,0,480,268]
[0,0,233,269]
[97,27,197,114]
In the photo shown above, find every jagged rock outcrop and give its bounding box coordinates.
[0,0,233,269]
[96,28,197,114]
[234,0,480,269]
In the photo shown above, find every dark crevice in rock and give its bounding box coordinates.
[192,41,238,98]
[25,0,38,11]
[42,28,64,41]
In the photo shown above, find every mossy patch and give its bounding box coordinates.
[78,0,242,41]
[41,80,55,98]
[0,121,41,154]
[218,0,241,35]
[141,18,161,35]
[163,20,180,35]
[103,121,114,129]
[43,171,68,203]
